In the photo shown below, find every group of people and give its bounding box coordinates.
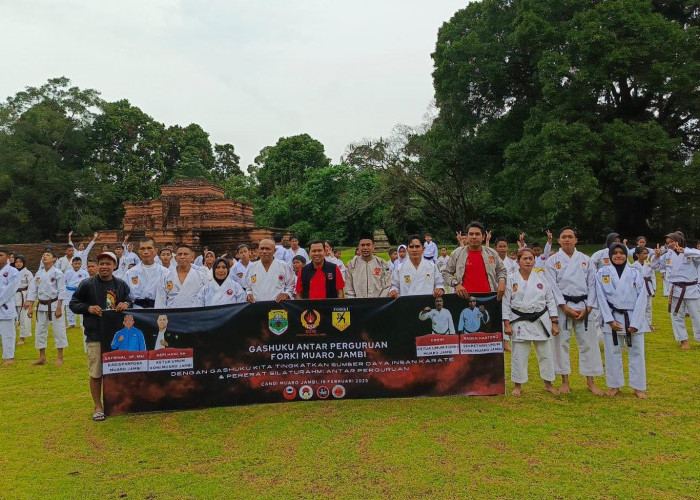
[0,223,698,420]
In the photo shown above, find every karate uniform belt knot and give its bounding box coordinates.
[37,297,58,321]
[563,294,588,330]
[607,302,632,347]
[510,307,550,337]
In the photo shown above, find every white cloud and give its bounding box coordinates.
[1,0,470,168]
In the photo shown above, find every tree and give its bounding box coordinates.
[212,143,242,181]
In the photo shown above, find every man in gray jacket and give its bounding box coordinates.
[442,221,507,301]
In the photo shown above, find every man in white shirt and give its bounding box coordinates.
[419,296,455,334]
[154,245,208,309]
[126,237,169,309]
[390,235,445,298]
[245,239,296,302]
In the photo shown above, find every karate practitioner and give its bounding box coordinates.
[273,234,293,267]
[388,248,399,272]
[652,232,700,350]
[231,244,251,287]
[544,227,605,395]
[396,244,408,269]
[63,257,89,327]
[423,233,438,262]
[345,233,391,298]
[68,231,99,270]
[323,241,346,277]
[419,296,455,334]
[113,245,129,279]
[195,258,247,306]
[389,235,445,298]
[591,232,627,270]
[201,250,216,281]
[630,246,655,330]
[245,239,296,303]
[125,237,169,309]
[0,248,20,365]
[55,245,76,273]
[12,255,33,345]
[503,247,560,396]
[436,247,450,273]
[158,247,175,271]
[154,245,209,309]
[194,246,209,267]
[494,237,519,274]
[25,250,68,365]
[289,235,309,263]
[596,243,649,398]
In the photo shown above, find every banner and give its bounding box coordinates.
[100,293,504,415]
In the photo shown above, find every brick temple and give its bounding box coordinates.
[101,178,288,254]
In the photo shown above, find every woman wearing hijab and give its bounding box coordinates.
[194,258,247,307]
[13,255,33,344]
[396,244,408,268]
[595,242,649,398]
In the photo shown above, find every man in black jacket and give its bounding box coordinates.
[70,252,131,421]
[295,241,345,299]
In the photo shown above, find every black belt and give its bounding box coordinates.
[669,281,698,314]
[511,307,550,337]
[607,302,631,347]
[133,298,155,308]
[643,277,654,297]
[563,294,589,330]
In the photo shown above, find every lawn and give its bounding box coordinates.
[1,277,699,499]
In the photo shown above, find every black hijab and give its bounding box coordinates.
[212,257,230,286]
[609,242,627,278]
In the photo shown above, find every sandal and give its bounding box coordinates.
[92,411,105,422]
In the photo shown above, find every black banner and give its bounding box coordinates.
[100,293,504,415]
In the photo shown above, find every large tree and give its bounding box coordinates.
[430,0,700,238]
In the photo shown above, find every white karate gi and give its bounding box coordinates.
[596,265,648,391]
[195,277,247,307]
[544,249,603,377]
[533,241,551,269]
[113,256,129,279]
[503,269,557,383]
[154,267,209,309]
[0,263,20,359]
[418,307,455,334]
[653,248,700,342]
[291,247,309,263]
[74,240,96,270]
[436,256,450,272]
[344,255,392,298]
[194,254,204,267]
[325,256,346,277]
[14,267,33,339]
[55,255,73,273]
[390,258,445,296]
[26,266,68,350]
[630,261,655,328]
[423,241,438,261]
[125,263,169,309]
[231,260,250,288]
[501,256,519,275]
[244,259,296,302]
[274,245,293,267]
[63,268,89,326]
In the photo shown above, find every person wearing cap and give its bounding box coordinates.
[344,233,391,298]
[12,255,33,345]
[596,242,649,398]
[25,250,68,365]
[545,227,605,395]
[125,237,169,309]
[295,241,345,300]
[195,257,247,306]
[0,248,21,365]
[69,250,131,421]
[652,232,700,350]
[155,245,209,309]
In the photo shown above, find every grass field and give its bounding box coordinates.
[2,277,699,499]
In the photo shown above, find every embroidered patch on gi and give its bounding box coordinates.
[666,259,672,265]
[36,277,41,283]
[166,280,173,291]
[373,267,381,276]
[131,277,139,285]
[556,262,562,270]
[426,274,431,279]
[251,275,257,284]
[2,272,7,278]
[237,272,243,279]
[537,283,543,289]
[512,284,518,292]
[50,277,55,283]
[602,275,610,284]
[604,258,610,265]
[582,262,587,267]
[226,289,233,295]
[404,275,411,283]
[278,274,284,281]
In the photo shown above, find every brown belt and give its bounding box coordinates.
[669,281,698,314]
[643,277,654,297]
[37,298,58,321]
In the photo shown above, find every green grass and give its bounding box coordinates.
[1,279,699,498]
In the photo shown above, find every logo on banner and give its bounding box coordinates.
[268,309,289,335]
[332,384,346,399]
[317,386,330,399]
[299,385,314,400]
[283,386,297,400]
[166,280,173,291]
[332,308,350,331]
[131,276,139,285]
[301,309,321,332]
[602,275,611,284]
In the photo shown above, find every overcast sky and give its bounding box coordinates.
[2,0,469,169]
